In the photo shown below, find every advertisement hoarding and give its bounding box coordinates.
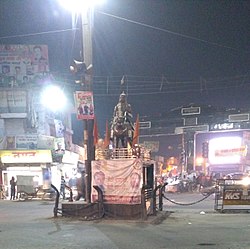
[74,91,94,120]
[0,44,49,86]
[91,159,142,204]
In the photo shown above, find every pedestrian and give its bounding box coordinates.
[10,176,16,200]
[75,171,86,201]
[60,176,66,200]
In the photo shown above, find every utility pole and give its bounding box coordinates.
[81,7,94,203]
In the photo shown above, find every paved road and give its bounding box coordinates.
[0,193,250,249]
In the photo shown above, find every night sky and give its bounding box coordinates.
[0,0,250,139]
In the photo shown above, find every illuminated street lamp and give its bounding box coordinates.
[58,0,105,67]
[58,0,105,203]
[40,85,67,112]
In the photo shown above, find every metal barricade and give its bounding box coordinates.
[214,178,250,212]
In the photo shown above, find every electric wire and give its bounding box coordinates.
[0,28,79,40]
[97,11,249,53]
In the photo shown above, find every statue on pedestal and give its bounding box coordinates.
[110,92,134,148]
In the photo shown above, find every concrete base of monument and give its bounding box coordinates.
[61,201,169,222]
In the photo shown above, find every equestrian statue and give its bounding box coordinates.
[110,92,134,148]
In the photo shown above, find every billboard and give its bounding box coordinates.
[209,136,244,165]
[0,44,49,86]
[91,159,142,204]
[195,130,250,172]
[74,91,94,120]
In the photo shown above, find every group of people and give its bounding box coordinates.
[159,172,214,193]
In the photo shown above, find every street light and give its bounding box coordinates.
[58,0,105,12]
[58,0,105,203]
[40,85,67,112]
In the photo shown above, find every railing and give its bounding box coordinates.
[95,147,151,160]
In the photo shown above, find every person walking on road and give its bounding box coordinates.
[10,176,16,200]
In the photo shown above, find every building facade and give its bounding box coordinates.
[0,45,84,198]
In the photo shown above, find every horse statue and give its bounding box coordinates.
[110,92,134,148]
[112,115,133,148]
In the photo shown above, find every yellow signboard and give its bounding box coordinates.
[0,150,52,164]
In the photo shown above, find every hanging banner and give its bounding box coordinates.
[74,91,94,120]
[91,159,143,204]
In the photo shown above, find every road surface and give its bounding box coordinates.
[0,192,250,249]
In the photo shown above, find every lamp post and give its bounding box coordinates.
[58,0,105,203]
[80,5,94,204]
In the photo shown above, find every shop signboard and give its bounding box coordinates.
[37,135,54,149]
[223,190,250,205]
[16,135,37,149]
[0,150,52,163]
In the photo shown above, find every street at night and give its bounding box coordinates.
[0,1,250,249]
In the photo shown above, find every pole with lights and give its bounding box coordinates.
[59,0,105,203]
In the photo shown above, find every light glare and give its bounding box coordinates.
[41,85,67,112]
[58,0,105,13]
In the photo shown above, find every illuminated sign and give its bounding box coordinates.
[223,190,250,205]
[215,146,247,157]
[0,150,52,163]
[209,137,243,164]
[212,123,234,130]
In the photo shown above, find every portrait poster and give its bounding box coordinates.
[91,159,143,204]
[52,137,65,163]
[0,44,49,86]
[74,91,94,120]
[54,119,65,138]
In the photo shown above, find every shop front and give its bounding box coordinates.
[0,150,52,198]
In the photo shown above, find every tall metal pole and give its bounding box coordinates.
[81,7,94,203]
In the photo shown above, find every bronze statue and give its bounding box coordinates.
[110,92,134,148]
